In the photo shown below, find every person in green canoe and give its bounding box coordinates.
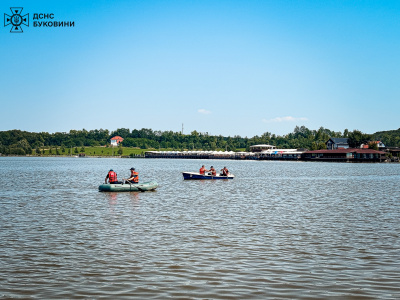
[105,169,121,184]
[126,167,139,184]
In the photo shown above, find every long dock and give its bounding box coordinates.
[144,149,387,162]
[144,150,302,160]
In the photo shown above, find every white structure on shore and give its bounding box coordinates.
[249,144,303,157]
[249,144,276,152]
[257,148,304,158]
[110,136,124,146]
[145,148,305,159]
[145,150,255,159]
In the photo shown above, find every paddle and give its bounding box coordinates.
[125,179,145,192]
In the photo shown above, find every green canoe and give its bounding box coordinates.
[98,181,158,192]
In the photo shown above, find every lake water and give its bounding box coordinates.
[1,157,400,299]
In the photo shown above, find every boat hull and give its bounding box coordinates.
[182,172,234,180]
[98,181,158,192]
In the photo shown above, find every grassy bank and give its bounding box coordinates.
[33,146,146,157]
[31,146,247,157]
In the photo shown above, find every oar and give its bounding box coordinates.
[126,180,145,192]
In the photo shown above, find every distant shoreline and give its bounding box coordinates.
[1,154,398,163]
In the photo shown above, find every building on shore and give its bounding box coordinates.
[145,150,258,160]
[257,149,304,160]
[249,144,305,160]
[249,144,276,152]
[326,138,349,150]
[145,148,387,162]
[386,147,400,156]
[144,137,390,162]
[360,141,386,149]
[144,149,306,160]
[303,148,386,162]
[110,136,124,146]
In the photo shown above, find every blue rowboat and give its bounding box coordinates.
[182,172,234,180]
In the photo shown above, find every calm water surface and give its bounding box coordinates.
[1,157,400,299]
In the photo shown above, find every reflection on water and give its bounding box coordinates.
[106,192,141,214]
[0,157,400,299]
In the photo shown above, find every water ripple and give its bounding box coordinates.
[0,158,399,299]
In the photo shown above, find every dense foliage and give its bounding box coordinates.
[0,126,399,155]
[372,129,400,148]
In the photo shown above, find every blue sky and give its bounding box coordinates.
[1,0,399,137]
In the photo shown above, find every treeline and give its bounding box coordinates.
[0,126,399,155]
[372,128,400,148]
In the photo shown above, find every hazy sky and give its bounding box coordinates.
[1,0,399,136]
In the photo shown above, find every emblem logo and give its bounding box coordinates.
[4,7,29,33]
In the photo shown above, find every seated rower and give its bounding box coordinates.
[220,167,229,176]
[209,166,216,176]
[105,169,122,184]
[199,165,208,175]
[126,167,139,184]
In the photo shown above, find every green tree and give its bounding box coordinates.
[16,138,32,154]
[368,142,379,151]
[311,141,326,150]
[348,130,371,148]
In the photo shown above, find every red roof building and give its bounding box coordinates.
[110,136,124,146]
[303,148,386,162]
[360,141,386,149]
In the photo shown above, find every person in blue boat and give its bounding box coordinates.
[199,165,208,175]
[209,166,216,176]
[126,167,139,184]
[220,166,229,176]
[105,169,121,184]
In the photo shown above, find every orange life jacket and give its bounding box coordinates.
[199,167,206,174]
[210,168,216,176]
[131,171,139,183]
[108,171,117,182]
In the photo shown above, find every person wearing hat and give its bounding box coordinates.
[126,167,139,184]
[105,169,121,184]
